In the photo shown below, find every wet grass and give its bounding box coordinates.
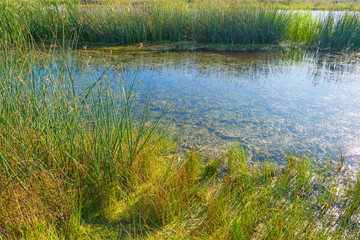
[2,0,360,51]
[1,11,360,239]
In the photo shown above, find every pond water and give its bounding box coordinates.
[74,44,360,163]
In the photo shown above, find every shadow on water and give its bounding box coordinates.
[64,44,360,164]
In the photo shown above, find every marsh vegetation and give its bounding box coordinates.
[2,0,360,50]
[1,0,360,239]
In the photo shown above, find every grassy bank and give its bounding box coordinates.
[1,11,360,239]
[2,0,360,51]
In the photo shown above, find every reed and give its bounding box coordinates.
[310,13,360,50]
[0,23,171,237]
[3,0,360,50]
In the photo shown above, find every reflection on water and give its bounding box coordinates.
[74,44,360,162]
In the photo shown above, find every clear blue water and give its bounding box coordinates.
[75,45,360,162]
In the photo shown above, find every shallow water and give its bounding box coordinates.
[74,44,360,163]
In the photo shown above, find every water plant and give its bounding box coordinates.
[3,0,360,51]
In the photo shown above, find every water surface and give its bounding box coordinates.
[75,44,360,163]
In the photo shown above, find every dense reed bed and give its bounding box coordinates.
[2,0,360,51]
[1,0,360,239]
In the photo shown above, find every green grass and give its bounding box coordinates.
[2,0,360,51]
[1,0,360,239]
